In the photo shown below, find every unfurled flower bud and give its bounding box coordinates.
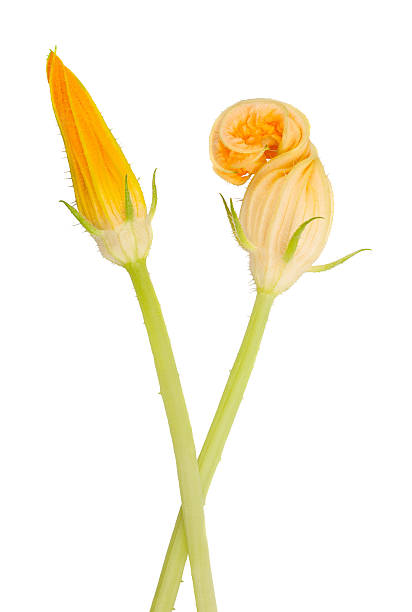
[209,99,311,185]
[211,99,343,296]
[47,51,154,265]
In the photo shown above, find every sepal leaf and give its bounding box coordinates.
[229,199,256,251]
[283,216,324,263]
[220,194,237,236]
[124,175,135,221]
[149,169,158,220]
[309,248,371,272]
[219,194,256,252]
[60,200,102,236]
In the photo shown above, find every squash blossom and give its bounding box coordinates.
[47,51,153,265]
[211,99,334,295]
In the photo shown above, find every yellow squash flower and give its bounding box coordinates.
[212,99,367,295]
[47,51,154,265]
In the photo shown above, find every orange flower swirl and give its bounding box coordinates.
[209,99,312,185]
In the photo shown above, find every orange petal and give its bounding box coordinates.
[210,99,311,185]
[47,51,146,230]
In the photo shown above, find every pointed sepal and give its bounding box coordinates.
[220,194,237,236]
[220,194,256,252]
[149,169,158,220]
[283,216,324,263]
[309,248,371,273]
[60,200,102,236]
[124,175,135,221]
[229,199,256,251]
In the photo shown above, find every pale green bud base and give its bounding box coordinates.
[61,173,158,267]
[95,216,152,265]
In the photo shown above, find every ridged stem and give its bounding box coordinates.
[126,260,217,612]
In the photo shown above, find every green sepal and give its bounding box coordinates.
[220,194,256,252]
[59,200,101,236]
[124,175,135,221]
[220,194,237,236]
[229,199,256,251]
[283,216,324,263]
[309,248,371,273]
[149,169,158,220]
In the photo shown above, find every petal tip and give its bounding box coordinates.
[46,47,61,82]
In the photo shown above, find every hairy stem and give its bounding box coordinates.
[126,260,217,612]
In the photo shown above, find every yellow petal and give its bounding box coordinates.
[47,51,146,230]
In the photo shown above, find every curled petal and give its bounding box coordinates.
[210,99,311,185]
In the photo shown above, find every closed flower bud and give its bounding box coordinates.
[209,99,311,185]
[47,51,153,265]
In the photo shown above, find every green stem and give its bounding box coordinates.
[126,260,217,612]
[150,290,274,612]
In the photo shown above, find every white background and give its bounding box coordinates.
[1,1,411,610]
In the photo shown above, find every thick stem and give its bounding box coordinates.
[151,290,274,612]
[126,260,217,612]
